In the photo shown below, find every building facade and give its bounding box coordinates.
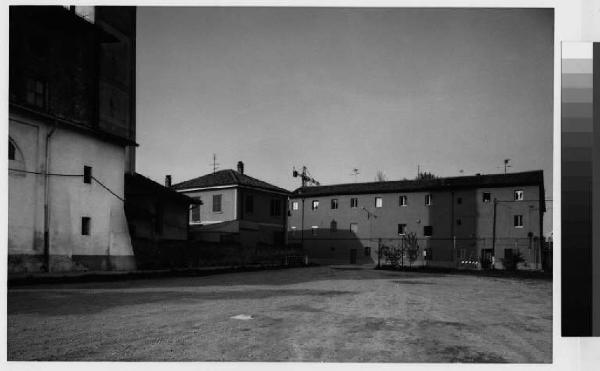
[172,162,290,247]
[124,173,200,269]
[8,6,137,272]
[125,173,198,242]
[288,171,546,270]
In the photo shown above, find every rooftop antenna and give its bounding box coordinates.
[497,158,511,174]
[211,153,220,174]
[351,168,360,182]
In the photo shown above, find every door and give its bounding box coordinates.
[481,248,493,269]
[350,249,357,264]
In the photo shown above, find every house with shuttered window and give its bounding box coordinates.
[172,162,290,247]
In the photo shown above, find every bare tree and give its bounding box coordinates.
[416,171,436,181]
[375,170,387,182]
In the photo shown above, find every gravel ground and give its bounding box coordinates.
[7,265,552,362]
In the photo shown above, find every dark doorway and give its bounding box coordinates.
[481,248,493,270]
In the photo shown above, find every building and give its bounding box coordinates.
[124,173,200,269]
[172,162,290,247]
[288,171,546,269]
[8,6,137,272]
[125,173,200,241]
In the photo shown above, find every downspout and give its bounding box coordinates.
[43,124,57,272]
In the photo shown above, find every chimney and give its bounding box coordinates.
[237,161,244,174]
[165,175,172,187]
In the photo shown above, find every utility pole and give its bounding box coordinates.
[492,198,498,269]
[292,166,320,188]
[292,166,319,252]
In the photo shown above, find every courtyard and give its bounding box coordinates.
[7,265,552,362]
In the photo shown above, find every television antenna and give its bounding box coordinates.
[350,168,360,182]
[210,154,220,174]
[497,158,511,174]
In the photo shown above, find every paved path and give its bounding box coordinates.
[7,266,552,362]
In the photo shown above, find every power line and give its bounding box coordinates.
[8,168,81,177]
[91,176,124,202]
[9,168,125,202]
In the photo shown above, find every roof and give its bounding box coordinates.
[172,169,291,195]
[125,172,201,204]
[292,170,545,198]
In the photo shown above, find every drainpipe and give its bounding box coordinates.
[43,124,57,272]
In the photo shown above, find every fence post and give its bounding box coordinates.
[492,198,498,270]
[377,238,382,268]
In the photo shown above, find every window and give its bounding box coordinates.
[212,194,222,212]
[504,248,514,260]
[292,201,299,210]
[270,199,282,217]
[312,200,319,210]
[398,224,407,235]
[375,197,383,208]
[245,195,254,214]
[330,220,337,232]
[311,226,318,236]
[425,194,432,206]
[81,217,91,236]
[364,246,371,256]
[514,215,523,228]
[26,77,46,108]
[482,192,491,203]
[424,225,433,237]
[514,190,524,201]
[190,204,200,223]
[8,140,16,160]
[83,166,92,184]
[350,223,358,233]
[456,218,462,226]
[331,199,338,209]
[399,195,407,206]
[350,198,358,208]
[457,197,462,205]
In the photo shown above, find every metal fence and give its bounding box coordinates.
[290,235,549,270]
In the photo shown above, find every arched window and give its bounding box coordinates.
[8,137,26,174]
[330,220,337,232]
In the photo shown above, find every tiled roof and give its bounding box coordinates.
[172,169,290,195]
[292,171,545,198]
[125,172,200,204]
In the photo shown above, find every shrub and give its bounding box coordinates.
[502,250,525,271]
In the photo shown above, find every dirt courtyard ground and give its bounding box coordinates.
[7,266,552,362]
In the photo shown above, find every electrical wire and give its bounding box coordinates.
[9,167,192,231]
[9,168,124,202]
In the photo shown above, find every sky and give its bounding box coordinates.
[136,7,554,229]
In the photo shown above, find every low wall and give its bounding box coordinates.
[131,238,305,270]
